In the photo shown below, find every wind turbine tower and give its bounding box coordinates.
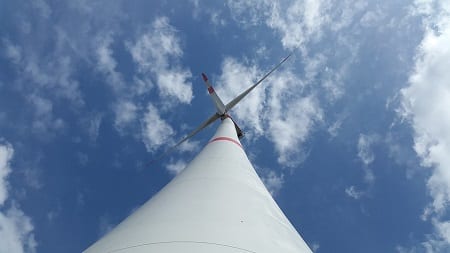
[83,54,313,253]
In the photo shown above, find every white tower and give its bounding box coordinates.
[83,54,313,253]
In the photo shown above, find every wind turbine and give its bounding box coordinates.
[83,54,313,253]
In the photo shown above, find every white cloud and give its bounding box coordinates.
[77,152,89,166]
[398,0,450,250]
[360,7,385,27]
[162,140,199,175]
[331,0,368,31]
[24,53,84,107]
[435,219,450,245]
[216,57,265,136]
[46,203,63,223]
[327,118,343,138]
[114,100,138,132]
[345,185,364,200]
[95,34,124,92]
[31,0,51,19]
[98,214,115,237]
[3,39,22,65]
[156,69,193,104]
[226,0,330,51]
[127,16,193,104]
[0,205,37,253]
[268,93,323,167]
[177,140,200,154]
[27,94,64,135]
[269,0,331,51]
[321,65,346,102]
[80,113,103,143]
[141,104,174,153]
[77,192,85,207]
[131,76,154,97]
[311,243,320,252]
[165,159,187,175]
[0,142,37,253]
[303,53,326,82]
[94,22,190,139]
[0,142,14,205]
[261,170,285,196]
[227,0,367,52]
[87,114,102,143]
[357,134,377,166]
[400,2,450,215]
[1,13,86,140]
[226,0,272,27]
[357,134,378,184]
[96,35,117,72]
[23,168,42,190]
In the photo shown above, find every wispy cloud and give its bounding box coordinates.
[345,185,364,200]
[226,0,367,53]
[165,159,187,175]
[268,94,323,166]
[98,214,115,237]
[0,142,14,205]
[360,6,385,28]
[268,0,331,51]
[311,242,320,252]
[260,170,285,196]
[27,94,65,136]
[86,113,103,143]
[93,16,195,150]
[114,100,138,133]
[0,141,37,253]
[31,0,52,18]
[95,33,125,92]
[357,133,378,184]
[216,57,266,136]
[327,118,343,138]
[126,16,193,104]
[357,134,377,166]
[141,104,175,153]
[226,0,328,51]
[3,39,22,65]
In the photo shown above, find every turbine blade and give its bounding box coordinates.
[150,113,220,163]
[225,53,292,111]
[175,113,220,149]
[202,73,227,115]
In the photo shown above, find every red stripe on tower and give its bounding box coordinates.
[209,136,242,149]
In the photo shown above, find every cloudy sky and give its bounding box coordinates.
[1,0,450,252]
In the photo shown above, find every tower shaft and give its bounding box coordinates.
[84,118,312,253]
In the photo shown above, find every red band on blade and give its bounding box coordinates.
[202,73,208,81]
[208,86,215,94]
[209,137,242,148]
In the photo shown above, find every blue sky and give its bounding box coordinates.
[1,0,450,252]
